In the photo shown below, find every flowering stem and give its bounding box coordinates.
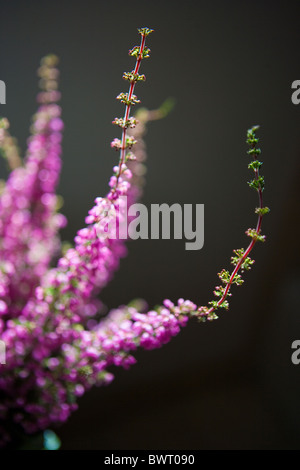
[213,239,255,314]
[197,126,269,321]
[111,28,153,196]
[213,175,262,312]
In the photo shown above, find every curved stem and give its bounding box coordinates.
[207,157,264,315]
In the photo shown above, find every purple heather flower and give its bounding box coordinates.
[0,42,201,447]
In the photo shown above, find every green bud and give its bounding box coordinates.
[138,27,154,36]
[123,71,146,83]
[255,206,270,216]
[246,228,266,242]
[218,269,231,284]
[248,175,265,191]
[247,148,261,156]
[232,273,244,285]
[248,160,263,170]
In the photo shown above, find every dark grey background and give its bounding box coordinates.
[1,0,300,450]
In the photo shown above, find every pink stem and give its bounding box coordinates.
[113,33,147,194]
[207,166,264,314]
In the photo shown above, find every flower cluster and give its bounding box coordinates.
[0,56,66,319]
[0,28,268,447]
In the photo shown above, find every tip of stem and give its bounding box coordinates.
[138,27,154,36]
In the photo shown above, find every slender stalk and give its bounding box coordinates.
[112,32,148,195]
[210,178,263,314]
[197,126,268,320]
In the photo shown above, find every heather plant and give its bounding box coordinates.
[0,27,268,448]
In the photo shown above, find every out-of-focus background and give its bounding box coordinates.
[0,0,299,450]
